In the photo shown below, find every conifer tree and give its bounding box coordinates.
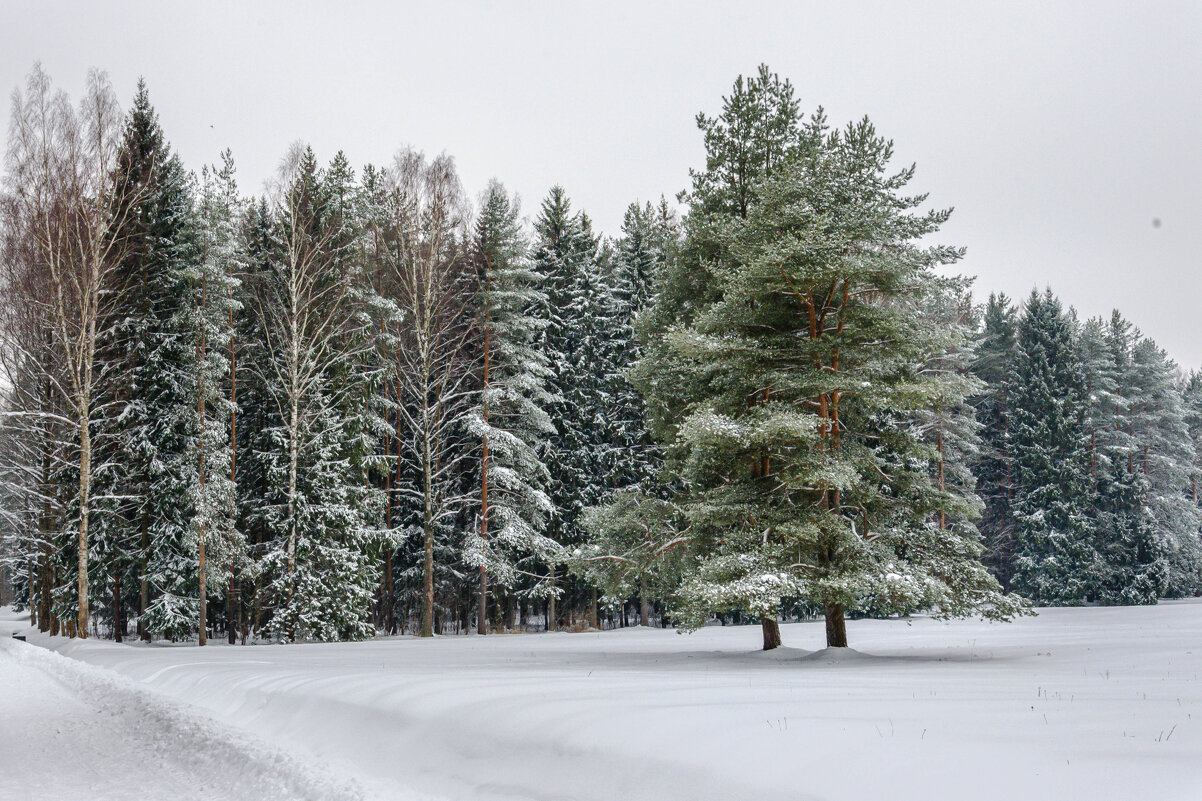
[971,293,1018,586]
[185,153,245,643]
[1079,312,1164,603]
[605,200,678,492]
[531,187,602,626]
[1183,371,1202,512]
[99,81,207,640]
[633,69,1024,648]
[1126,336,1201,594]
[248,145,381,641]
[466,182,561,633]
[628,66,813,647]
[1008,290,1101,603]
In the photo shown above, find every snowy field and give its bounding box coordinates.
[2,602,1201,801]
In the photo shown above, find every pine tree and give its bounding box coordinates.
[634,69,1024,648]
[185,153,246,643]
[1126,336,1201,595]
[628,67,815,648]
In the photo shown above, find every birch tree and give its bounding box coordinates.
[378,149,476,638]
[249,144,380,641]
[2,65,137,637]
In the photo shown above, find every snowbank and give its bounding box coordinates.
[0,622,362,801]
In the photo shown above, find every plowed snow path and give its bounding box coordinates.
[0,637,362,801]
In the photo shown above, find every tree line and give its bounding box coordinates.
[0,64,1197,651]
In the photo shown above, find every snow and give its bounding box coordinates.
[4,602,1202,801]
[0,614,363,801]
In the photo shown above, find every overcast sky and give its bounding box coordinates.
[3,1,1200,366]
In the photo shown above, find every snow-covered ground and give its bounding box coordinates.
[0,622,362,801]
[2,602,1200,801]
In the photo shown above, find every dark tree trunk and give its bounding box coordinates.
[824,601,848,647]
[138,512,150,641]
[227,575,239,644]
[112,573,122,642]
[478,303,491,636]
[383,550,394,633]
[760,615,781,650]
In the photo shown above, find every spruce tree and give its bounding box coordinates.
[185,153,245,643]
[606,200,678,492]
[531,186,602,625]
[466,182,561,633]
[1080,312,1164,603]
[248,147,381,641]
[971,293,1018,587]
[99,81,204,640]
[1008,290,1101,604]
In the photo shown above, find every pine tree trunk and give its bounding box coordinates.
[27,554,37,630]
[382,551,394,633]
[760,615,781,650]
[227,574,238,645]
[478,279,491,636]
[138,512,150,641]
[198,531,206,646]
[824,602,848,647]
[547,576,556,632]
[639,580,650,627]
[197,272,208,648]
[112,573,122,642]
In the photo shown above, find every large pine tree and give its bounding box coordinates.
[633,68,1023,649]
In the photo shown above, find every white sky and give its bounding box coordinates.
[4,1,1200,367]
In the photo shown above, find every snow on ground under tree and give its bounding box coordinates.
[2,602,1200,801]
